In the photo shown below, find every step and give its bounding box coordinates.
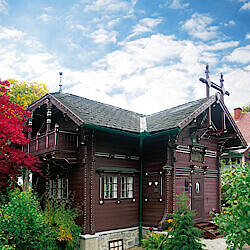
[204,226,218,230]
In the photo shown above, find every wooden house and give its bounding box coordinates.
[221,108,250,166]
[25,72,247,250]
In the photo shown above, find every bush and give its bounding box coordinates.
[213,163,250,250]
[142,231,168,250]
[167,192,204,250]
[44,199,82,249]
[0,189,57,249]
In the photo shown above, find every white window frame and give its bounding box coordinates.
[120,176,133,198]
[49,177,68,199]
[103,176,118,199]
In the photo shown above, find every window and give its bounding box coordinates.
[103,176,118,199]
[121,176,133,198]
[49,178,68,199]
[109,239,123,250]
[101,175,134,201]
[191,147,204,162]
[223,157,241,166]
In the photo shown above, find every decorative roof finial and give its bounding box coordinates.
[205,64,210,80]
[59,72,63,93]
[220,73,224,87]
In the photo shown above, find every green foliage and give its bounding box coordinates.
[0,189,57,249]
[7,79,48,108]
[44,199,82,249]
[167,192,204,250]
[242,102,250,113]
[142,193,204,250]
[213,163,250,250]
[142,232,168,250]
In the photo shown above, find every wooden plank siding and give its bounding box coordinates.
[142,137,169,227]
[94,131,140,233]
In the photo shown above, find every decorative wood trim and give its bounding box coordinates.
[175,145,217,159]
[81,129,88,234]
[175,145,190,154]
[89,130,95,234]
[205,150,217,158]
[29,94,83,126]
[94,152,140,161]
[177,95,216,130]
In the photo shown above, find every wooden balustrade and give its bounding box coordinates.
[23,130,78,155]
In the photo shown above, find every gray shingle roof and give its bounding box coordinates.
[51,92,142,133]
[146,98,208,132]
[51,92,209,134]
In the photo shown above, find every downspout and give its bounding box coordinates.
[81,122,180,244]
[139,135,143,245]
[138,131,150,245]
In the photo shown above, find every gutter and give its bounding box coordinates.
[81,123,140,138]
[81,123,180,139]
[81,123,180,244]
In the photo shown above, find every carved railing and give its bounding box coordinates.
[24,129,78,155]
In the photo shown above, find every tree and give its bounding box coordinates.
[0,189,57,249]
[7,79,48,108]
[167,192,204,250]
[0,80,40,190]
[213,163,250,250]
[242,102,250,113]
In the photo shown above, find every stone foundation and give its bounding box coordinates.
[80,227,139,250]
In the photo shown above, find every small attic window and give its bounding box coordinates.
[191,146,204,163]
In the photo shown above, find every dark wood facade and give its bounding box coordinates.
[26,92,246,237]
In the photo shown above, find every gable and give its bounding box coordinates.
[28,92,247,148]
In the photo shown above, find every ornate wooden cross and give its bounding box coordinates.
[199,64,230,100]
[199,64,230,131]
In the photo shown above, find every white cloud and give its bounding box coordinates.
[246,33,250,39]
[205,41,239,51]
[167,0,189,9]
[84,0,131,13]
[224,20,236,26]
[222,68,250,111]
[89,28,118,44]
[0,25,249,115]
[182,13,218,41]
[240,1,250,10]
[225,45,250,64]
[39,14,50,22]
[126,17,162,39]
[0,0,8,14]
[0,26,23,40]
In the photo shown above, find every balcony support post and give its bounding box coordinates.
[46,100,52,149]
[54,123,59,147]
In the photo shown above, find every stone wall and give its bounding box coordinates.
[80,227,139,250]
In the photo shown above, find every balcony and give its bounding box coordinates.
[24,130,78,161]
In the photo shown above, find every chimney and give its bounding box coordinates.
[234,108,242,121]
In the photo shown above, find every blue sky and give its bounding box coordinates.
[0,0,249,114]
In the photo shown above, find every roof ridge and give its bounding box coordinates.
[51,92,211,117]
[146,97,208,117]
[51,92,144,117]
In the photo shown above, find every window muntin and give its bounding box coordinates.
[103,176,118,199]
[121,176,133,198]
[49,178,68,199]
[109,239,123,250]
